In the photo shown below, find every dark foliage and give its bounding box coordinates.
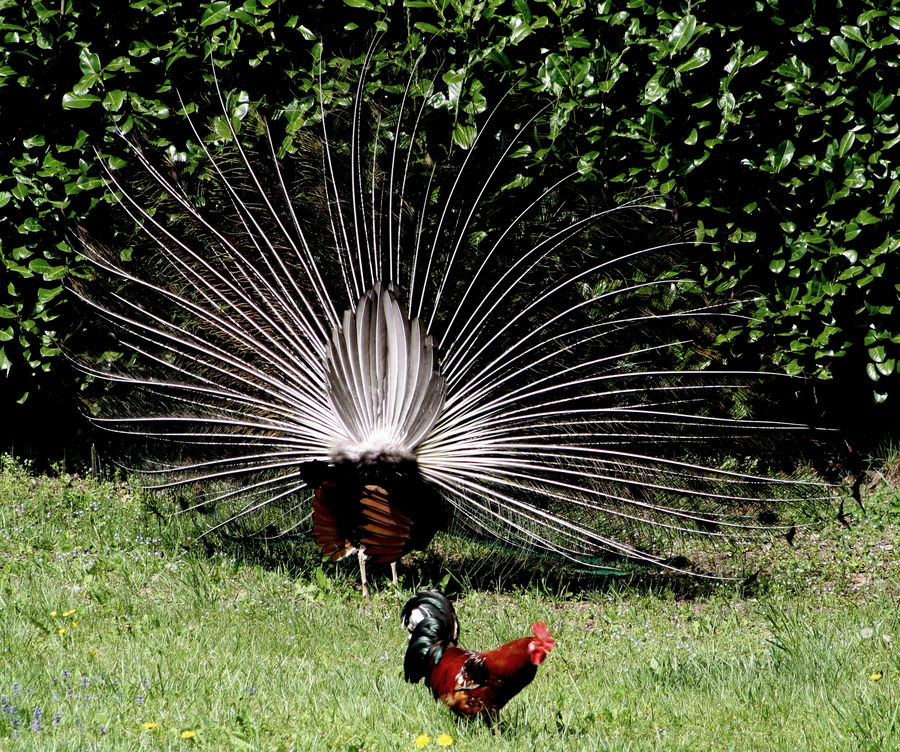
[1,0,897,465]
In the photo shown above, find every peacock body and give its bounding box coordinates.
[73,52,832,588]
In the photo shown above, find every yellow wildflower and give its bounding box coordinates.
[62,609,77,617]
[181,729,196,739]
[437,734,454,746]
[58,627,67,635]
[415,734,430,748]
[71,620,79,628]
[870,672,883,681]
[142,722,158,730]
[50,610,58,617]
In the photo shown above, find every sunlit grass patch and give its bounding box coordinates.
[0,456,897,751]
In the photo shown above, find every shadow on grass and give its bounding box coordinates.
[185,523,757,602]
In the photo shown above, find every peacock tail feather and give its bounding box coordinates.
[71,47,835,578]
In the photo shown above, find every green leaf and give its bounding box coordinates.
[676,47,710,73]
[62,92,101,109]
[668,14,697,54]
[830,36,851,60]
[773,140,795,172]
[870,90,895,113]
[200,2,231,26]
[742,50,769,67]
[441,70,465,106]
[838,131,856,157]
[576,151,600,174]
[858,10,886,25]
[565,34,591,50]
[718,91,735,120]
[28,259,67,280]
[37,286,64,304]
[509,16,534,45]
[102,89,126,112]
[840,25,865,44]
[79,47,102,76]
[856,209,879,225]
[452,123,477,149]
[540,54,567,95]
[644,72,668,104]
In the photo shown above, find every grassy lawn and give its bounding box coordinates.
[0,456,897,751]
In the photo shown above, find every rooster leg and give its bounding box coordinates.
[358,547,369,597]
[390,561,398,587]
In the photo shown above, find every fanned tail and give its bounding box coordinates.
[326,283,446,464]
[71,52,837,580]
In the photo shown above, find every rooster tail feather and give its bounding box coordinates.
[401,589,460,684]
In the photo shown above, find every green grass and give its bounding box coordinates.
[0,456,897,751]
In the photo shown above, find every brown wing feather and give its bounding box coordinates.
[358,484,414,563]
[312,482,356,561]
[360,484,415,523]
[310,472,441,566]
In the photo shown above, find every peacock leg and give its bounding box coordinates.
[358,547,369,597]
[390,561,398,587]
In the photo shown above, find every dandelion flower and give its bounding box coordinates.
[71,621,79,628]
[63,609,77,618]
[870,672,883,681]
[181,729,196,739]
[57,627,67,635]
[142,722,158,730]
[437,734,454,746]
[50,611,58,617]
[415,734,430,748]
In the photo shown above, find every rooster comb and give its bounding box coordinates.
[530,622,555,650]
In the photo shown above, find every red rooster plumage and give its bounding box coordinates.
[401,590,555,721]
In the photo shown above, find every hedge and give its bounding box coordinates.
[1,0,898,460]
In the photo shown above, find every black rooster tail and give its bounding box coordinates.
[401,590,460,684]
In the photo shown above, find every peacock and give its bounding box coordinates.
[71,51,833,593]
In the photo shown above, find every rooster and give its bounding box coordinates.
[401,590,555,721]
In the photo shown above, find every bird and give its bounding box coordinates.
[70,52,833,593]
[401,589,555,721]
